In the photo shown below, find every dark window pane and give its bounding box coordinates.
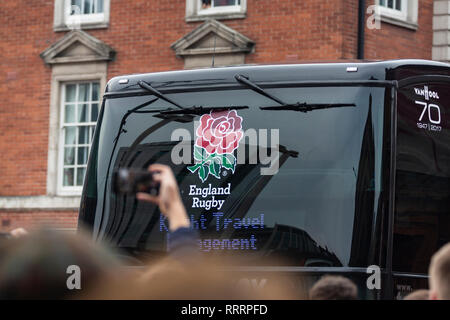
[65,104,76,123]
[91,103,99,122]
[65,127,77,145]
[77,167,86,186]
[213,0,236,6]
[71,0,82,14]
[63,168,74,186]
[77,146,89,165]
[64,147,75,165]
[78,126,89,144]
[78,83,89,102]
[83,0,92,14]
[92,83,100,101]
[395,0,401,10]
[96,0,104,13]
[387,0,394,9]
[66,84,77,102]
[78,104,89,123]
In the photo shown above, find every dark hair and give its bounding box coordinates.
[0,229,121,300]
[309,275,358,300]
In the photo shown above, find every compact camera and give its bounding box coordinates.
[113,168,159,195]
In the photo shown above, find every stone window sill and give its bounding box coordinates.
[54,22,109,32]
[0,196,81,211]
[186,12,246,22]
[378,14,418,31]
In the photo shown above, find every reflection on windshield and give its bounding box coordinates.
[81,86,386,267]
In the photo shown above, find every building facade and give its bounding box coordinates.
[0,0,448,232]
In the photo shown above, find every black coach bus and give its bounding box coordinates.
[78,60,450,299]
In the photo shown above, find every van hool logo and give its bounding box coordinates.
[414,86,440,101]
[187,110,244,182]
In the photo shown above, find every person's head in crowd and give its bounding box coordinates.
[429,243,450,300]
[9,227,28,238]
[86,255,302,300]
[0,228,122,299]
[403,289,429,300]
[309,275,358,300]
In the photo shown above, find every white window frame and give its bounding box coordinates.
[186,0,247,22]
[57,81,100,196]
[377,0,408,20]
[65,3,105,26]
[376,0,418,30]
[198,0,242,16]
[54,0,110,32]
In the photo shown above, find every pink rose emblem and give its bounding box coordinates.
[187,109,244,182]
[195,110,244,155]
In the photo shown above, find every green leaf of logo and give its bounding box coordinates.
[222,153,237,173]
[198,164,209,183]
[187,163,201,173]
[209,158,221,179]
[194,145,208,161]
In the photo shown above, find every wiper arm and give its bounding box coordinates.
[234,74,355,113]
[157,105,249,115]
[152,105,248,123]
[138,81,246,118]
[235,74,286,105]
[138,80,185,110]
[260,102,356,113]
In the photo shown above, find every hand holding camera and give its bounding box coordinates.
[136,164,190,232]
[114,168,160,195]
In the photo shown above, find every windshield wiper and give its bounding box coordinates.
[235,74,286,105]
[138,80,185,110]
[157,105,249,115]
[260,103,356,112]
[152,105,248,122]
[138,80,249,117]
[235,74,356,113]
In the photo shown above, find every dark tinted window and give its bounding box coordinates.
[394,82,450,274]
[82,86,386,267]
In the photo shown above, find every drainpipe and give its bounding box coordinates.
[357,0,366,59]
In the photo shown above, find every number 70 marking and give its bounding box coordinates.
[415,101,441,124]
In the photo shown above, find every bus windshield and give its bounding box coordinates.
[81,85,387,267]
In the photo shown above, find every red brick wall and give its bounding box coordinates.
[0,0,435,233]
[364,0,433,60]
[0,211,78,232]
[90,0,354,77]
[0,1,56,197]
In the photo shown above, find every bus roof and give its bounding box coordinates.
[106,59,450,94]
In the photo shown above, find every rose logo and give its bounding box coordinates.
[188,110,244,182]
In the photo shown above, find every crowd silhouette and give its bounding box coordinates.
[0,165,448,300]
